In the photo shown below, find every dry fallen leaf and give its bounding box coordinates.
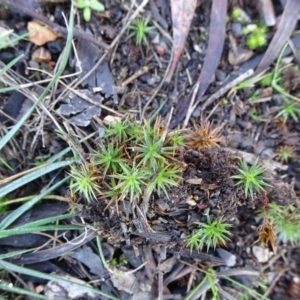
[196,0,228,101]
[110,267,139,294]
[31,47,51,63]
[165,0,197,82]
[255,0,300,74]
[27,20,59,46]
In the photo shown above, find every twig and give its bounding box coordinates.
[216,283,238,300]
[264,268,288,297]
[183,69,254,127]
[140,52,173,120]
[182,81,200,128]
[224,147,288,173]
[121,66,149,87]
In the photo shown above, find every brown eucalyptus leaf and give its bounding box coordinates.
[196,0,228,101]
[255,0,300,74]
[165,0,197,82]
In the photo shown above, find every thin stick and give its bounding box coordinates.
[184,69,254,126]
[121,66,149,87]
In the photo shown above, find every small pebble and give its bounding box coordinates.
[103,115,121,125]
[231,22,243,37]
[47,39,64,54]
[155,44,165,56]
[267,271,277,284]
[252,245,271,263]
[192,106,201,118]
[217,248,236,267]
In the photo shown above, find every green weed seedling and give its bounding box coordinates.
[245,25,267,50]
[235,44,300,123]
[270,43,300,123]
[231,7,243,23]
[186,216,232,253]
[76,0,105,22]
[110,254,128,267]
[271,43,300,103]
[249,108,268,122]
[232,158,271,200]
[128,18,156,45]
[259,73,273,87]
[275,100,300,122]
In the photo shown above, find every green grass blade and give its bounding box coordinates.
[184,275,210,300]
[0,160,75,199]
[0,177,68,230]
[0,282,47,300]
[96,235,110,270]
[223,276,270,300]
[0,157,13,171]
[0,55,24,77]
[46,147,72,163]
[0,248,36,260]
[0,85,23,93]
[0,260,120,300]
[0,4,74,152]
[0,30,37,50]
[0,225,82,238]
[20,213,75,228]
[149,98,168,123]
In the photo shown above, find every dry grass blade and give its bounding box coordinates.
[186,120,224,150]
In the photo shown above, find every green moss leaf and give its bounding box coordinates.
[77,0,87,9]
[90,0,105,11]
[83,7,91,22]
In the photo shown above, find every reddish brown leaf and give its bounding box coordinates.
[255,0,300,74]
[256,220,277,254]
[165,0,197,83]
[196,0,228,101]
